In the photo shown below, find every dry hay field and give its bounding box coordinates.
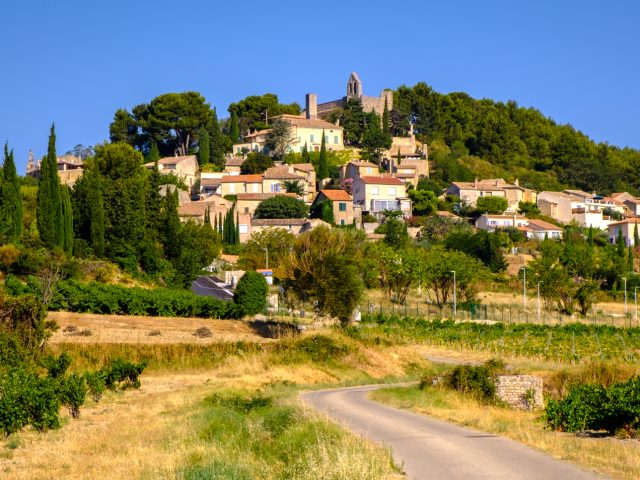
[47,311,271,345]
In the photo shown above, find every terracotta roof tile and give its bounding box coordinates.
[251,218,307,226]
[359,176,404,186]
[236,193,296,201]
[220,174,263,183]
[319,189,352,201]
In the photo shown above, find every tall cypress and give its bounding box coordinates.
[161,189,181,259]
[317,130,329,180]
[235,212,240,244]
[210,108,225,167]
[382,97,390,135]
[213,211,218,232]
[218,212,223,235]
[628,247,635,273]
[634,223,640,249]
[60,185,74,254]
[198,128,210,166]
[0,143,22,243]
[37,124,63,249]
[146,141,160,163]
[229,111,240,143]
[302,142,311,164]
[87,169,105,257]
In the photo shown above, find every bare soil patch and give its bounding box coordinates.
[47,311,269,344]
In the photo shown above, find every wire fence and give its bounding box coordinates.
[358,300,640,329]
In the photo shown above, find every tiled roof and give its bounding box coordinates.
[437,211,459,219]
[451,179,509,191]
[359,176,404,186]
[200,178,222,186]
[319,189,352,201]
[526,219,562,231]
[220,174,263,183]
[273,114,343,131]
[263,166,304,180]
[251,218,307,226]
[291,163,315,172]
[349,161,378,168]
[236,193,296,201]
[158,155,196,165]
[244,129,272,139]
[608,218,640,226]
[225,157,245,166]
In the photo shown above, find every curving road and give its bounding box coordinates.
[302,385,605,480]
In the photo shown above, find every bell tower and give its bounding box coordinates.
[346,72,362,99]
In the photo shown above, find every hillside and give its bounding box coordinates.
[392,83,640,194]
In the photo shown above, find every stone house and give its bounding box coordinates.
[611,192,640,216]
[607,218,640,246]
[520,219,563,240]
[262,166,309,199]
[26,151,84,186]
[447,178,536,212]
[143,155,199,191]
[219,174,263,196]
[339,161,379,182]
[235,193,297,216]
[176,195,233,226]
[352,176,411,218]
[313,72,393,119]
[537,190,621,229]
[223,157,245,174]
[474,214,528,232]
[313,189,359,226]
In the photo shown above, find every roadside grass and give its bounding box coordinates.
[1,331,425,479]
[371,381,640,480]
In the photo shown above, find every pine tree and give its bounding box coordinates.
[317,130,329,180]
[0,143,23,243]
[198,128,210,165]
[382,97,390,135]
[230,111,240,143]
[60,185,74,254]
[37,124,63,249]
[146,141,160,163]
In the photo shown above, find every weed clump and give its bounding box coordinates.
[194,327,213,338]
[421,359,506,403]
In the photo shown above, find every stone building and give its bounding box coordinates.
[312,72,394,119]
[26,150,84,186]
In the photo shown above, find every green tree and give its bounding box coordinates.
[283,180,304,195]
[160,189,181,259]
[234,270,268,315]
[317,131,329,180]
[241,153,273,174]
[280,226,365,323]
[172,221,221,286]
[254,196,308,219]
[239,228,295,270]
[229,110,240,143]
[37,124,63,249]
[0,143,23,243]
[382,97,390,135]
[362,111,392,163]
[375,244,423,303]
[60,186,74,255]
[265,119,294,159]
[198,128,210,165]
[145,141,160,163]
[109,109,138,146]
[374,211,409,248]
[228,93,300,133]
[422,246,484,306]
[635,224,640,250]
[334,97,366,146]
[408,189,438,217]
[301,142,311,164]
[476,196,508,214]
[517,201,540,217]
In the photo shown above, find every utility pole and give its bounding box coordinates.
[450,271,457,317]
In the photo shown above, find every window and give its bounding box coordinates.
[339,202,347,211]
[325,135,329,143]
[310,135,314,143]
[252,184,259,193]
[388,187,396,196]
[367,168,372,174]
[239,224,248,234]
[271,184,281,193]
[340,219,345,225]
[371,200,399,212]
[334,136,339,144]
[229,184,235,193]
[371,187,379,195]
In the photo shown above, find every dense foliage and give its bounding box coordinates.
[254,196,308,219]
[546,376,640,434]
[233,271,268,315]
[393,83,640,194]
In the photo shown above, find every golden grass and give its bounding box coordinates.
[0,333,426,479]
[372,382,640,480]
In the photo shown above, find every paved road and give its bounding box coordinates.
[191,276,234,301]
[302,385,605,480]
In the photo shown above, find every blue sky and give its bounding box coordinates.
[1,0,639,172]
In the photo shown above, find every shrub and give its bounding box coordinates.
[58,373,87,418]
[233,271,267,316]
[442,359,505,402]
[194,327,213,338]
[102,358,146,390]
[254,196,308,219]
[291,335,351,362]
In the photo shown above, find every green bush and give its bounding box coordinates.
[4,280,243,319]
[441,359,505,402]
[291,335,351,362]
[233,271,267,316]
[545,376,640,434]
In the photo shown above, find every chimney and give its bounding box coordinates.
[474,178,478,188]
[306,93,317,119]
[514,178,519,187]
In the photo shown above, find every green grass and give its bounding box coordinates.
[165,387,403,480]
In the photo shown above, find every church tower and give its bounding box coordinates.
[346,72,362,99]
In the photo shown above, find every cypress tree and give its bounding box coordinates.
[37,124,63,249]
[87,170,105,257]
[317,130,329,180]
[382,97,390,135]
[235,211,240,244]
[628,247,635,273]
[617,228,626,257]
[161,189,181,259]
[218,212,223,235]
[229,111,240,143]
[0,143,22,243]
[146,141,160,163]
[213,209,218,232]
[60,185,74,254]
[204,206,210,225]
[587,226,594,246]
[198,128,210,166]
[634,223,640,249]
[302,142,311,164]
[210,108,226,167]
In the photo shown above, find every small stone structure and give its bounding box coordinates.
[496,375,543,410]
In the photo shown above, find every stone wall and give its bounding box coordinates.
[496,375,543,410]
